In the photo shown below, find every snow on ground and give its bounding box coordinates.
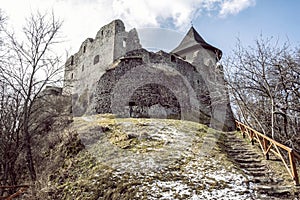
[72,115,257,199]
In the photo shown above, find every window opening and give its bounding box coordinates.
[71,56,74,65]
[94,55,100,65]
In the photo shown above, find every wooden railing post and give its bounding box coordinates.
[263,138,269,160]
[235,120,300,185]
[289,150,299,185]
[251,130,254,145]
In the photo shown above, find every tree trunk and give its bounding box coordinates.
[283,111,288,137]
[23,104,36,181]
[24,128,36,181]
[25,144,36,181]
[271,98,275,139]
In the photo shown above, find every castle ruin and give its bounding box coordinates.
[63,19,235,131]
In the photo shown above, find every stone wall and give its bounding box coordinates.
[62,19,236,131]
[63,19,141,116]
[129,83,181,119]
[191,47,236,131]
[93,49,212,125]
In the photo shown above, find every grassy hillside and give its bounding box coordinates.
[24,114,297,199]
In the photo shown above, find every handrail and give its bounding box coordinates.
[0,185,29,200]
[235,120,300,185]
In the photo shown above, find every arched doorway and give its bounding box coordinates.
[128,83,181,119]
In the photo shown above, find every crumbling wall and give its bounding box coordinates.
[63,19,141,116]
[93,49,212,125]
[62,19,235,131]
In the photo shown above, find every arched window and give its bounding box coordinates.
[82,65,84,71]
[71,73,74,79]
[94,55,100,65]
[83,45,86,53]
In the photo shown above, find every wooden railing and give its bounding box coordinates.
[235,120,300,185]
[0,185,29,200]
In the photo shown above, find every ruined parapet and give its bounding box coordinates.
[62,19,142,116]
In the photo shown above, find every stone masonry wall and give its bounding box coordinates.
[129,83,181,119]
[93,49,212,125]
[63,20,141,116]
[62,19,236,131]
[191,47,236,131]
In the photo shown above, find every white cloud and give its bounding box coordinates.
[0,0,256,53]
[111,0,256,29]
[1,0,256,31]
[112,0,194,29]
[219,0,256,18]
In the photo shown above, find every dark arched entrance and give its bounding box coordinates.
[128,83,181,119]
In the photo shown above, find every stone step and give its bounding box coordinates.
[249,177,273,184]
[243,167,266,172]
[239,163,265,168]
[234,158,261,163]
[232,154,261,160]
[225,133,239,136]
[254,185,293,197]
[225,139,244,143]
[225,135,242,139]
[244,171,267,177]
[227,148,256,152]
[224,131,292,199]
[227,149,254,154]
[227,153,259,158]
[227,146,252,150]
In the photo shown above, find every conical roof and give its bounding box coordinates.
[171,26,222,59]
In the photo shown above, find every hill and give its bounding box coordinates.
[25,115,298,199]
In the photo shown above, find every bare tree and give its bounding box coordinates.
[0,11,63,181]
[0,80,23,187]
[0,9,7,61]
[225,35,300,150]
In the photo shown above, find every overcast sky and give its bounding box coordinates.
[1,0,299,58]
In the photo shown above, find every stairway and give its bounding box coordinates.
[224,132,298,199]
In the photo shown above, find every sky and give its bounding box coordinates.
[0,0,299,59]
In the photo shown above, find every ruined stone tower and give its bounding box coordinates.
[63,19,236,131]
[63,20,141,114]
